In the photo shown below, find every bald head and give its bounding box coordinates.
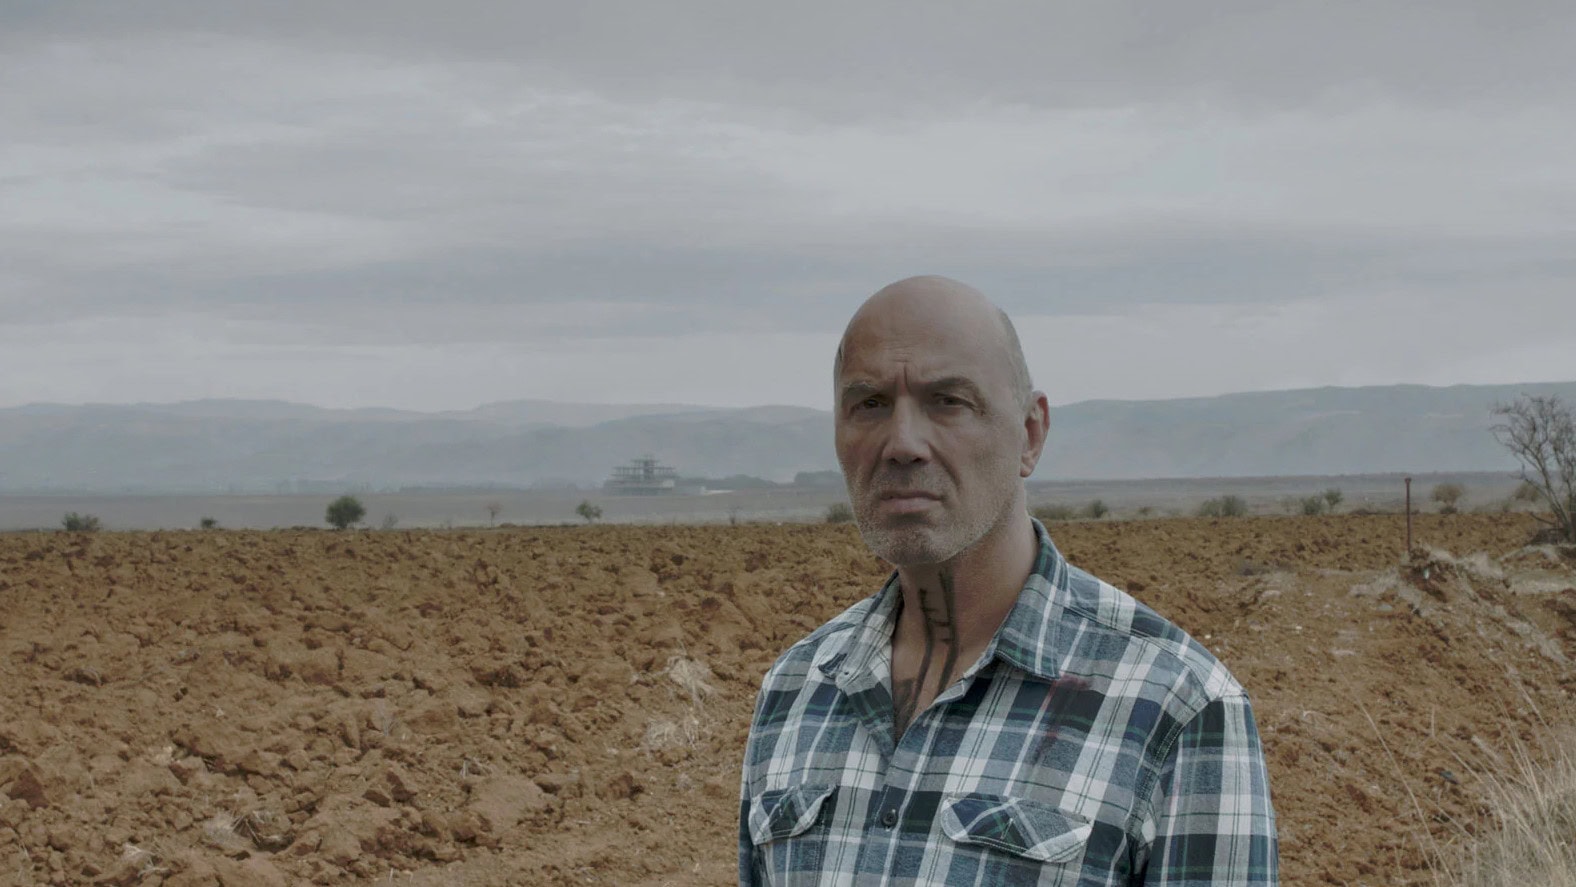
[834,276,1034,412]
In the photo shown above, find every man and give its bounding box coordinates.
[739,276,1277,885]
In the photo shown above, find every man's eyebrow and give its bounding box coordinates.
[924,376,988,401]
[838,381,882,404]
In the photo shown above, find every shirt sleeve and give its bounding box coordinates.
[1140,692,1279,886]
[738,682,768,887]
[739,789,759,887]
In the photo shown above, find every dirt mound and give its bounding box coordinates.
[0,513,1571,885]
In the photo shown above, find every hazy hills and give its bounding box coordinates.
[2,382,1572,493]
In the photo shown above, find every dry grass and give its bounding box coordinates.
[201,808,293,853]
[665,656,717,704]
[641,715,702,751]
[1439,729,1576,886]
[1385,548,1576,884]
[639,655,718,754]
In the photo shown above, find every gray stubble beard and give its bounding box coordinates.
[847,457,1023,568]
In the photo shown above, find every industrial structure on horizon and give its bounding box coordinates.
[603,455,680,495]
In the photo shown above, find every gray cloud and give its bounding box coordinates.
[1,2,1573,408]
[12,1,1575,113]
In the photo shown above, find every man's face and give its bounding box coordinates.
[833,301,1031,567]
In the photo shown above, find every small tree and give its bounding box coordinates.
[62,512,101,532]
[1431,483,1465,515]
[1492,395,1576,542]
[199,516,219,530]
[1300,496,1326,516]
[1084,499,1109,519]
[1323,488,1343,513]
[325,495,366,530]
[575,500,603,523]
[486,502,502,526]
[823,502,853,524]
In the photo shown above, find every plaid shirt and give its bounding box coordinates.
[739,520,1278,886]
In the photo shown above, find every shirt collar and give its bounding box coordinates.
[982,517,1070,682]
[814,518,1071,688]
[813,569,901,693]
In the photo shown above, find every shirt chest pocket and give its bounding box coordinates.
[748,783,838,879]
[941,793,1093,865]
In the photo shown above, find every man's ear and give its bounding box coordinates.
[1020,392,1049,478]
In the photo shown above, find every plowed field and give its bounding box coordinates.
[2,514,1574,886]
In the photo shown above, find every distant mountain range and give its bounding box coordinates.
[2,383,1572,493]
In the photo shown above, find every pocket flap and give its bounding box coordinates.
[749,784,837,846]
[940,794,1092,863]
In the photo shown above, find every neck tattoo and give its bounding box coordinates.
[892,570,962,739]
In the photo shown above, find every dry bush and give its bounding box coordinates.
[1433,483,1466,515]
[1197,495,1248,518]
[1032,503,1077,522]
[822,502,853,524]
[61,512,101,532]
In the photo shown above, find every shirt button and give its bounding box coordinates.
[881,808,898,827]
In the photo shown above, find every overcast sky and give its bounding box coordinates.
[3,1,1574,412]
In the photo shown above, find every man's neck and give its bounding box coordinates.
[887,511,1039,736]
[892,511,1039,660]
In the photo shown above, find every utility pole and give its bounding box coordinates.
[1404,476,1413,554]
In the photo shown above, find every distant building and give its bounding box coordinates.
[604,455,680,495]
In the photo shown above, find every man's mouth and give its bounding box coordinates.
[878,490,941,513]
[880,490,939,500]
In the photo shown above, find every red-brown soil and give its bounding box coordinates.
[1,514,1573,885]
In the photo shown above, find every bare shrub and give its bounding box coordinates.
[1492,395,1576,543]
[1512,480,1543,504]
[1197,495,1249,518]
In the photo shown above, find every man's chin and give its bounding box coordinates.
[856,526,955,568]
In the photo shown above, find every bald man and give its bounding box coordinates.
[738,277,1278,886]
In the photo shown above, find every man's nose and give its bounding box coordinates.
[881,400,930,464]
